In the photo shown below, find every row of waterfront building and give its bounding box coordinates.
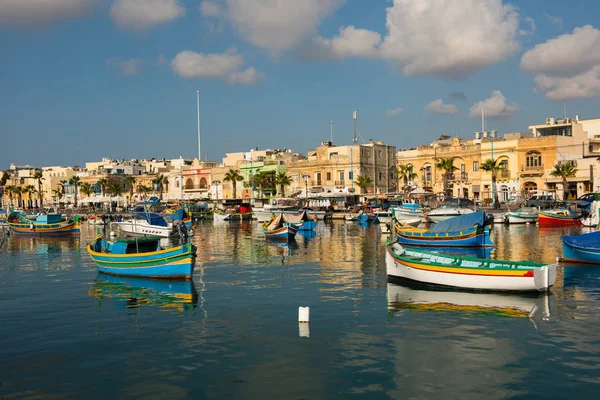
[2,115,600,208]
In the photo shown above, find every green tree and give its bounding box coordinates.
[152,174,169,200]
[23,185,35,208]
[273,171,292,198]
[80,182,94,198]
[33,171,44,209]
[137,184,152,196]
[252,171,266,198]
[4,185,15,206]
[223,169,244,199]
[354,175,373,194]
[0,171,8,186]
[397,164,418,196]
[481,158,503,209]
[106,180,125,196]
[13,186,23,209]
[69,176,81,208]
[124,176,136,201]
[435,157,459,197]
[550,162,578,201]
[96,178,109,196]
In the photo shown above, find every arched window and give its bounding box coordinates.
[526,151,542,168]
[523,181,537,196]
[200,177,208,189]
[185,178,194,189]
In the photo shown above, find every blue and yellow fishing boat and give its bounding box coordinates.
[7,212,80,236]
[88,236,196,279]
[263,213,297,240]
[394,211,492,247]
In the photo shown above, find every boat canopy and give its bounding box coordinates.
[137,212,168,227]
[562,231,600,250]
[429,211,489,233]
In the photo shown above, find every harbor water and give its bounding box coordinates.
[1,221,600,399]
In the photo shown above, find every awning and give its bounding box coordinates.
[472,185,480,193]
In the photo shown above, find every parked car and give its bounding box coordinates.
[572,193,600,211]
[526,193,559,209]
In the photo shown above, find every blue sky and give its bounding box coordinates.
[2,0,600,167]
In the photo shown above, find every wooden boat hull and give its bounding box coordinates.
[386,243,556,292]
[562,244,600,264]
[538,211,581,226]
[9,220,80,236]
[264,225,297,240]
[506,213,538,224]
[295,220,316,231]
[88,242,196,279]
[395,226,493,247]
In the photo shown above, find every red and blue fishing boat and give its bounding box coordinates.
[394,211,493,247]
[562,231,600,264]
[7,212,80,236]
[88,236,196,279]
[386,243,556,292]
[538,208,581,226]
[263,213,297,240]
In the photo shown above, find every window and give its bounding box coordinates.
[379,172,383,180]
[461,164,465,173]
[378,150,382,159]
[339,171,344,181]
[526,151,542,167]
[349,171,354,180]
[473,161,479,171]
[326,172,331,181]
[499,159,508,170]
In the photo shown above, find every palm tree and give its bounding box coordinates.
[480,159,503,209]
[4,185,15,206]
[96,178,109,196]
[397,164,418,196]
[33,171,44,209]
[223,169,244,199]
[69,176,81,208]
[106,180,125,196]
[13,186,23,209]
[124,176,136,202]
[23,185,35,208]
[152,174,169,200]
[52,187,64,205]
[273,171,292,198]
[354,175,373,194]
[80,182,94,198]
[0,171,8,186]
[550,162,578,201]
[435,157,459,197]
[252,171,266,198]
[137,184,152,197]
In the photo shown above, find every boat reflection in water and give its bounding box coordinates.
[6,236,80,254]
[89,274,198,313]
[387,282,554,322]
[407,246,492,260]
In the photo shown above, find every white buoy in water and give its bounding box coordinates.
[298,306,309,323]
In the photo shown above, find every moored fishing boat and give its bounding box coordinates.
[506,207,538,224]
[282,209,317,231]
[394,211,493,247]
[385,243,556,291]
[426,198,476,223]
[7,212,80,236]
[88,215,105,226]
[88,235,196,279]
[561,231,600,264]
[538,208,581,226]
[114,213,175,238]
[263,213,297,240]
[213,208,232,222]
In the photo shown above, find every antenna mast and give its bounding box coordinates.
[330,120,333,144]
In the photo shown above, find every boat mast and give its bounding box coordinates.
[197,91,201,163]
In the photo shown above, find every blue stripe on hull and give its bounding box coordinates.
[98,261,195,279]
[563,244,600,264]
[90,245,189,263]
[297,221,316,231]
[11,228,80,236]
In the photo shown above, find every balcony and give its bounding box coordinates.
[448,173,469,182]
[520,164,544,175]
[310,180,322,187]
[183,185,208,191]
[334,180,345,186]
[498,170,511,180]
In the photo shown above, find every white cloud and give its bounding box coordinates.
[306,26,381,59]
[225,67,264,85]
[106,58,144,76]
[226,0,343,52]
[200,1,224,18]
[171,49,263,85]
[378,0,520,78]
[520,25,600,99]
[533,67,600,101]
[386,106,404,117]
[469,90,518,118]
[0,0,90,27]
[520,17,536,36]
[110,0,185,31]
[426,99,459,115]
